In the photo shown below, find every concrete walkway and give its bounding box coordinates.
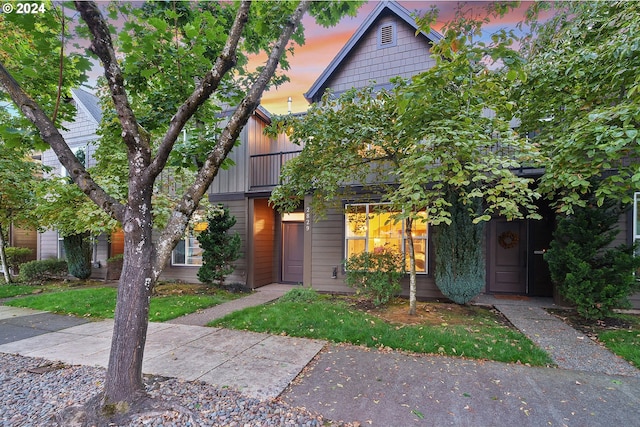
[0,285,323,400]
[167,283,291,326]
[476,295,640,377]
[1,286,639,426]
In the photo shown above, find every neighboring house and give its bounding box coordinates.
[38,88,272,284]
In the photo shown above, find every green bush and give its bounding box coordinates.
[18,259,68,283]
[434,187,485,304]
[197,205,241,287]
[4,247,32,274]
[345,248,404,306]
[62,232,92,279]
[279,286,320,303]
[545,197,640,320]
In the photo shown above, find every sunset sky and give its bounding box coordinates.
[259,1,540,115]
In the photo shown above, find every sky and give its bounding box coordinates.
[259,1,541,115]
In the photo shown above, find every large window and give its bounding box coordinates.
[345,203,428,273]
[172,232,203,266]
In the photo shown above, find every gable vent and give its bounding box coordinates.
[380,25,393,45]
[377,23,396,49]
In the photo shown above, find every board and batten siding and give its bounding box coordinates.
[322,14,435,96]
[207,125,249,195]
[251,198,276,287]
[159,199,248,285]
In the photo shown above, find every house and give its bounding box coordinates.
[209,0,640,307]
[38,2,640,308]
[38,88,274,284]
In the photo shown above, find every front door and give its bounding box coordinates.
[487,219,527,293]
[282,222,304,283]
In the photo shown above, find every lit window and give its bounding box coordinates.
[345,203,428,273]
[172,223,206,266]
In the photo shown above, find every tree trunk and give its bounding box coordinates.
[406,217,416,315]
[0,223,11,283]
[101,191,155,411]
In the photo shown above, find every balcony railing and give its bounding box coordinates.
[249,150,302,189]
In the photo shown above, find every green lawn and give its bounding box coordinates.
[209,295,554,366]
[0,284,36,299]
[5,286,239,321]
[594,313,640,369]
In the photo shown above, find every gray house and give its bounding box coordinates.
[209,0,640,307]
[38,1,640,308]
[38,88,277,284]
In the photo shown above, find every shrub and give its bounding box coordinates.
[545,197,640,320]
[279,286,320,303]
[345,247,404,306]
[4,247,32,275]
[197,205,241,287]
[434,187,485,304]
[18,259,68,283]
[62,232,92,279]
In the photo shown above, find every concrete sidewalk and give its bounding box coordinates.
[167,283,291,326]
[0,304,324,400]
[1,287,639,426]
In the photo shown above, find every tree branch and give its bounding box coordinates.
[0,62,125,222]
[153,0,312,275]
[74,1,151,178]
[147,1,252,180]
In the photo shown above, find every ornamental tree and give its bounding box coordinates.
[197,205,241,287]
[516,1,640,212]
[0,139,41,283]
[0,1,360,422]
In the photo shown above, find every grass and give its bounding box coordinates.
[599,329,640,368]
[209,295,554,366]
[5,284,240,321]
[0,284,37,299]
[589,313,640,368]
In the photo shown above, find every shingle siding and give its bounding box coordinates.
[324,14,435,96]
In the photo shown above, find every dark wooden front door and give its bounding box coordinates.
[487,220,527,293]
[282,222,304,283]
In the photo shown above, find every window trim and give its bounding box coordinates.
[344,203,428,274]
[171,232,203,267]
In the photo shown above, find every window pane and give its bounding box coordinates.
[406,239,427,273]
[347,239,366,258]
[368,208,401,253]
[187,236,202,265]
[412,212,428,237]
[173,239,186,265]
[346,205,368,238]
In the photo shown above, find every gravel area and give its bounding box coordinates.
[0,353,335,427]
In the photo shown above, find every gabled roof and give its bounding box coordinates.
[304,1,442,103]
[71,88,102,123]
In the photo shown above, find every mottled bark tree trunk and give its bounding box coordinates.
[102,188,155,408]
